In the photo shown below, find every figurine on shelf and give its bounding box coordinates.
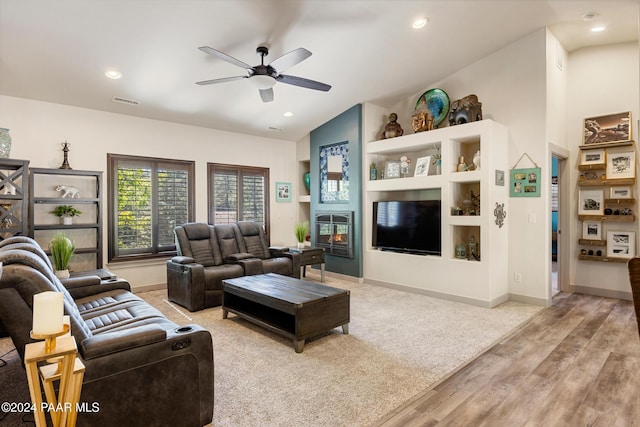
[381,113,404,139]
[59,141,72,170]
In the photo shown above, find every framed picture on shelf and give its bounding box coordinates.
[606,151,635,180]
[414,156,432,177]
[583,111,632,145]
[578,189,604,215]
[385,161,401,179]
[582,221,602,240]
[275,182,292,202]
[580,148,605,165]
[610,186,633,199]
[606,230,635,259]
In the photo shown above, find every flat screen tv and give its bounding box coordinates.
[372,200,441,255]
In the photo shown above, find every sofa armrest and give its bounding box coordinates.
[166,259,205,312]
[170,255,195,264]
[269,246,288,257]
[225,252,255,262]
[80,323,167,360]
[61,275,101,288]
[65,277,132,300]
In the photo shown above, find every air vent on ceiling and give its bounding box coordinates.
[112,96,140,106]
[268,126,283,132]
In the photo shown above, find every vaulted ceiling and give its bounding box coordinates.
[1,1,637,141]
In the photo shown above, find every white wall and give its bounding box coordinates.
[567,42,640,298]
[0,95,298,289]
[385,28,550,304]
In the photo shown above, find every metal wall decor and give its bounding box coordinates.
[494,202,506,228]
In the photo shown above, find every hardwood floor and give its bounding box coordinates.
[373,292,640,426]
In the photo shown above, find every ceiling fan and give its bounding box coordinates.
[196,46,331,103]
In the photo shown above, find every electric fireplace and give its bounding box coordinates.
[314,211,353,258]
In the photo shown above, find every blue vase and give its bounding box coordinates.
[0,128,11,159]
[303,172,311,193]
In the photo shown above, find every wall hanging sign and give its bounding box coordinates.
[583,111,632,146]
[510,153,541,197]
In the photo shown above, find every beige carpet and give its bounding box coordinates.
[140,271,542,427]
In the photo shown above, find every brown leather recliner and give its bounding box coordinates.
[167,222,300,312]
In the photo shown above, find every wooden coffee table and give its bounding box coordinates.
[222,273,350,353]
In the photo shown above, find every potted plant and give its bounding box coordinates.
[51,205,82,225]
[294,221,309,249]
[49,232,75,278]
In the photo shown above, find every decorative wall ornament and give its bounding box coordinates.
[510,153,541,197]
[449,94,483,126]
[320,142,349,203]
[494,202,506,228]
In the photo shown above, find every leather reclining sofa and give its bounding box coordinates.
[167,221,301,312]
[0,236,214,427]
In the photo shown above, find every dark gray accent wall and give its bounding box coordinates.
[310,104,362,277]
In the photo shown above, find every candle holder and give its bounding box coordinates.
[30,323,70,354]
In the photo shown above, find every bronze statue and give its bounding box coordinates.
[382,113,403,139]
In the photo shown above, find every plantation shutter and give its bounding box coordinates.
[208,163,269,233]
[109,154,194,261]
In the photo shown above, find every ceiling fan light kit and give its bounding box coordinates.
[196,45,331,103]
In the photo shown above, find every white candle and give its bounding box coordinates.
[32,291,64,335]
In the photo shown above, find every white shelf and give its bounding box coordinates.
[363,118,509,307]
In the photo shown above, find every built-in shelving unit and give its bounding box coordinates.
[29,168,103,270]
[576,141,637,263]
[363,118,509,307]
[0,158,30,240]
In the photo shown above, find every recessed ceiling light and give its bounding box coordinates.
[412,17,428,29]
[105,70,122,79]
[283,112,293,117]
[591,26,606,32]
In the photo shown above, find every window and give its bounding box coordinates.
[108,154,194,261]
[208,163,269,236]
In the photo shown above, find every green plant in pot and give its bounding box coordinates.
[294,221,309,249]
[49,232,75,278]
[51,205,82,225]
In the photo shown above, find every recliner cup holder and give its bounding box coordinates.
[175,326,193,334]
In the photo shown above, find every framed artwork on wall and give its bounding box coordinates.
[583,111,632,145]
[580,148,605,165]
[510,167,540,197]
[607,230,635,259]
[606,151,635,180]
[610,186,633,199]
[578,189,604,215]
[275,182,292,202]
[582,221,602,240]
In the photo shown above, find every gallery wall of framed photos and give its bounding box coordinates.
[577,111,636,262]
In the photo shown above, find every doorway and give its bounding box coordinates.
[551,150,569,295]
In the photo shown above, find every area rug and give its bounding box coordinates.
[0,273,541,427]
[142,272,541,427]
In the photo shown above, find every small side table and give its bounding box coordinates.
[24,335,85,427]
[295,247,325,282]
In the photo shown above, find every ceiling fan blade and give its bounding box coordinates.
[259,88,274,103]
[195,75,247,85]
[268,48,311,73]
[277,74,331,92]
[198,46,252,70]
